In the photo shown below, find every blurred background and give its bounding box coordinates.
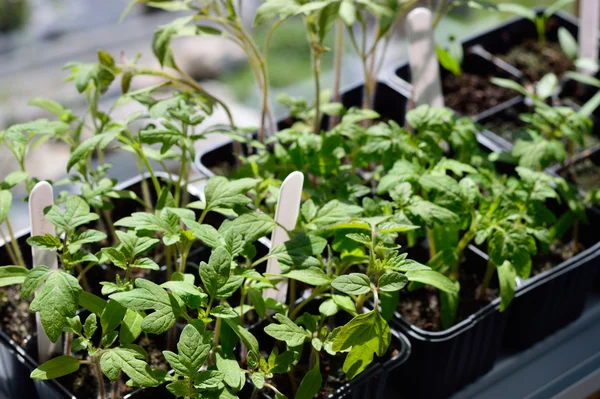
[0,0,578,230]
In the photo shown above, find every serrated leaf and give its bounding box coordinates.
[0,266,28,287]
[332,273,371,295]
[378,272,408,292]
[100,345,159,386]
[30,270,82,342]
[264,314,308,347]
[199,247,231,298]
[405,270,458,294]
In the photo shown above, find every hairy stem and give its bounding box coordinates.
[5,219,25,267]
[312,51,322,135]
[112,372,120,399]
[478,261,496,300]
[331,19,344,128]
[94,357,106,399]
[0,226,19,266]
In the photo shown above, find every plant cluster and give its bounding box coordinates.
[0,1,597,399]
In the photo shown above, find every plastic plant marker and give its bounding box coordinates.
[406,7,444,108]
[29,181,58,363]
[263,171,304,302]
[578,0,600,74]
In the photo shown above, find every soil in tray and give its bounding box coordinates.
[0,284,33,344]
[480,105,528,143]
[531,237,587,277]
[498,40,574,83]
[443,71,517,116]
[396,246,497,332]
[560,151,600,192]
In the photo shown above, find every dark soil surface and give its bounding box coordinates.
[531,238,585,277]
[0,285,33,345]
[443,72,517,116]
[480,105,527,143]
[396,245,497,332]
[499,39,574,83]
[560,151,600,192]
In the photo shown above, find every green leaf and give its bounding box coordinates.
[488,228,536,279]
[223,317,259,356]
[27,234,62,251]
[264,314,308,347]
[45,196,99,234]
[67,132,119,172]
[251,373,265,389]
[176,325,211,377]
[203,177,258,211]
[339,0,356,26]
[101,247,128,269]
[21,265,52,298]
[405,270,458,294]
[332,311,390,379]
[215,350,245,392]
[101,300,127,334]
[0,190,12,224]
[79,291,107,316]
[319,299,338,317]
[378,272,408,293]
[254,0,300,26]
[110,279,176,334]
[279,267,331,286]
[153,16,193,68]
[200,247,232,298]
[497,3,536,20]
[536,73,558,100]
[196,370,225,390]
[490,77,530,97]
[120,309,143,345]
[30,270,82,342]
[100,345,159,386]
[0,266,28,287]
[182,219,222,248]
[332,273,371,295]
[0,171,29,190]
[558,27,577,59]
[270,233,327,268]
[247,288,266,318]
[498,260,517,311]
[436,44,461,77]
[83,313,98,339]
[31,356,80,380]
[116,230,160,258]
[296,362,322,399]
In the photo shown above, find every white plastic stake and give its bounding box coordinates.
[263,171,304,302]
[29,181,58,363]
[578,0,600,74]
[406,7,444,107]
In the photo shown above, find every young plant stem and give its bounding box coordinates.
[5,219,25,267]
[65,332,73,356]
[290,286,325,320]
[102,209,119,245]
[112,373,120,399]
[536,17,546,48]
[165,246,173,281]
[0,226,19,266]
[94,356,106,399]
[311,51,322,135]
[331,19,344,128]
[478,261,496,300]
[427,227,437,260]
[289,279,296,317]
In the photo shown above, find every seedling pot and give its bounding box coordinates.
[503,207,600,352]
[244,315,411,399]
[194,81,408,178]
[391,48,523,119]
[387,246,509,399]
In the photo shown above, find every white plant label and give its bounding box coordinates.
[29,181,58,363]
[578,0,599,74]
[406,7,444,107]
[264,171,304,302]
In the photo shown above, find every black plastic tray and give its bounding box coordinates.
[502,207,600,351]
[386,246,510,399]
[194,80,409,178]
